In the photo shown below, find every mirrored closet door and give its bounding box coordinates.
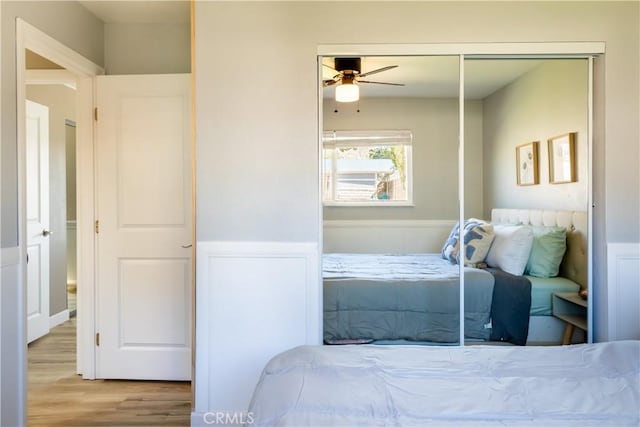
[319,49,593,347]
[321,55,463,345]
[463,57,591,345]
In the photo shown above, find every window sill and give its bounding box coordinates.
[323,201,415,207]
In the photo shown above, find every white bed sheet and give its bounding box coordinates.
[323,253,460,281]
[249,341,640,426]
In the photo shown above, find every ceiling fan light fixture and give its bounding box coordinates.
[335,82,359,103]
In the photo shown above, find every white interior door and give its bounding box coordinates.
[96,74,192,380]
[26,99,51,344]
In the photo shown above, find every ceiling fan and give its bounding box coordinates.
[323,57,404,102]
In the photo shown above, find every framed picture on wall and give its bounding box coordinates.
[516,141,539,186]
[548,132,577,184]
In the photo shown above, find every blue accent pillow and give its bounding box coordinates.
[442,219,495,266]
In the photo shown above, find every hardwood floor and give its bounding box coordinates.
[28,319,191,426]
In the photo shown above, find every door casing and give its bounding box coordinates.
[16,20,104,395]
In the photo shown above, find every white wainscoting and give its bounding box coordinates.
[607,243,640,341]
[1,247,25,427]
[323,220,455,254]
[192,241,320,426]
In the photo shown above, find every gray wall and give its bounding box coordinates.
[66,123,77,286]
[104,23,190,74]
[1,1,104,248]
[195,1,640,243]
[26,84,76,317]
[2,5,191,248]
[482,59,589,215]
[323,97,484,221]
[195,1,639,343]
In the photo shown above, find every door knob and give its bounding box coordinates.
[181,244,192,248]
[42,229,53,237]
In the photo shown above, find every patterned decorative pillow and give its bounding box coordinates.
[442,219,495,266]
[441,222,461,262]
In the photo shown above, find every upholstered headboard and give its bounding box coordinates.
[491,209,588,289]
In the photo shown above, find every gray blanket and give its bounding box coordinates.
[487,267,532,345]
[323,254,494,343]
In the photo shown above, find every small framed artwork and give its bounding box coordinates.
[548,132,577,184]
[516,141,539,186]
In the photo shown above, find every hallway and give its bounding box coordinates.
[28,319,191,426]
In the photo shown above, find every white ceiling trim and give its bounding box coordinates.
[318,42,606,56]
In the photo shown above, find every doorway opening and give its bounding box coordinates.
[25,49,78,344]
[16,22,103,427]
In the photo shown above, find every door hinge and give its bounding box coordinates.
[94,107,98,121]
[95,220,99,234]
[96,333,100,346]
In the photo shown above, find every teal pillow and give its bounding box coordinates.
[525,226,567,278]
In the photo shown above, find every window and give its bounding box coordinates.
[322,130,413,205]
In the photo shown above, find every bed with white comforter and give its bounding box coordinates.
[248,341,640,426]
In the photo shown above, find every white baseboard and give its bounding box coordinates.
[49,309,69,328]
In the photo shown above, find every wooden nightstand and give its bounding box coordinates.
[552,292,587,345]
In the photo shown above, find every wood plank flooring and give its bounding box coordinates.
[28,319,191,426]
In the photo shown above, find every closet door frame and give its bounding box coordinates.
[317,42,604,345]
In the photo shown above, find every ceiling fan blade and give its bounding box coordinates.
[323,79,340,87]
[322,63,339,73]
[359,65,398,78]
[358,80,405,86]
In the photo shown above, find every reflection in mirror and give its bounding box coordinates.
[464,58,590,346]
[321,55,463,346]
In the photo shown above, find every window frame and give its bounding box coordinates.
[322,130,414,207]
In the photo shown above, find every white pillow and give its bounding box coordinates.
[486,225,534,276]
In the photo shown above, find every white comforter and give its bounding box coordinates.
[323,253,461,281]
[249,341,640,426]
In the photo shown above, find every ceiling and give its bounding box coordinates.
[76,2,541,100]
[78,0,189,24]
[322,56,542,100]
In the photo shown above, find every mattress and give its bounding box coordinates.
[323,254,495,343]
[527,275,580,315]
[249,341,640,427]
